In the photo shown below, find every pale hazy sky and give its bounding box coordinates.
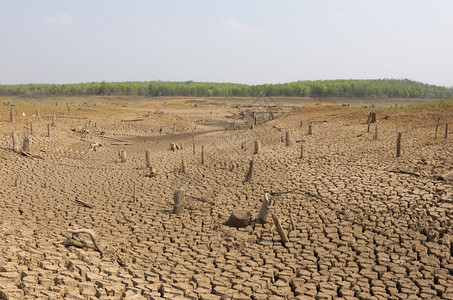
[1,0,452,86]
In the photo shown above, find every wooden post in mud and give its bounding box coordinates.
[367,122,371,133]
[308,123,312,135]
[300,121,303,128]
[201,146,205,164]
[120,150,127,163]
[181,158,187,173]
[192,142,196,155]
[244,160,254,183]
[170,143,176,151]
[52,111,56,127]
[285,131,293,146]
[256,193,271,224]
[254,140,261,154]
[445,123,449,139]
[145,150,151,168]
[434,118,440,139]
[373,124,378,140]
[30,121,33,136]
[272,214,289,244]
[396,133,402,157]
[22,136,30,152]
[47,124,51,137]
[133,182,137,202]
[300,140,304,159]
[173,189,185,214]
[10,108,15,123]
[11,132,18,153]
[36,110,40,117]
[180,141,184,150]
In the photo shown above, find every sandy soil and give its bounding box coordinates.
[0,97,452,299]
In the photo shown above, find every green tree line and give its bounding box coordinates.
[0,79,451,99]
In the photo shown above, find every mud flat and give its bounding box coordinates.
[0,98,452,299]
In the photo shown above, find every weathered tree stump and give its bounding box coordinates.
[373,124,378,140]
[30,121,33,136]
[286,131,293,146]
[225,210,252,228]
[22,136,30,152]
[173,189,185,214]
[445,123,449,139]
[145,150,151,168]
[254,140,261,154]
[47,124,51,137]
[180,141,184,150]
[120,150,127,163]
[272,214,289,244]
[307,123,312,135]
[181,158,187,173]
[434,117,441,139]
[201,145,205,164]
[256,193,272,224]
[10,108,14,123]
[11,132,18,153]
[300,140,304,159]
[396,133,402,157]
[244,160,254,183]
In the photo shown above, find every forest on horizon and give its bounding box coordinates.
[0,79,452,99]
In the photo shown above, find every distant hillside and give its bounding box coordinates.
[0,79,451,99]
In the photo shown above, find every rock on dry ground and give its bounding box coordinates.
[0,100,452,299]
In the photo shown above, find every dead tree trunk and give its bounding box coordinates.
[120,150,127,163]
[254,140,261,154]
[10,108,15,123]
[244,160,254,183]
[145,150,151,168]
[366,112,376,124]
[256,193,272,224]
[22,136,30,152]
[181,158,187,173]
[286,131,293,146]
[173,189,185,214]
[272,214,289,244]
[11,132,18,153]
[396,133,402,157]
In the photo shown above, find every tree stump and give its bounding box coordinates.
[22,136,30,152]
[244,160,254,183]
[285,131,293,146]
[30,121,33,136]
[173,189,185,214]
[445,123,449,139]
[181,158,187,173]
[170,143,177,151]
[47,124,51,137]
[145,150,151,168]
[307,124,312,135]
[396,133,402,157]
[201,145,205,164]
[10,108,14,123]
[120,150,127,163]
[11,132,18,153]
[225,210,252,228]
[254,140,261,154]
[256,193,271,224]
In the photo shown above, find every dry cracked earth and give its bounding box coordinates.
[0,99,452,299]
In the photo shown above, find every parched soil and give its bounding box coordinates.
[0,98,452,299]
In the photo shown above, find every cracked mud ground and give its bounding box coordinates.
[0,99,452,299]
